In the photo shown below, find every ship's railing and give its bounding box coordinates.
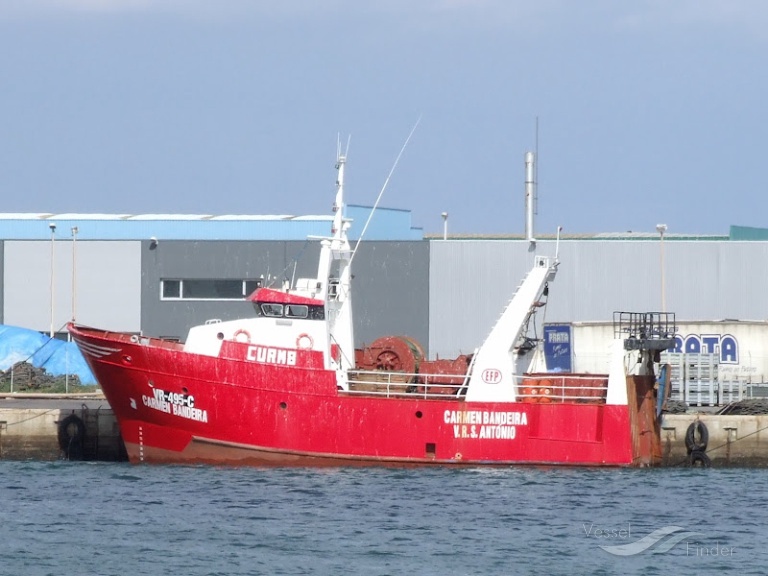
[518,374,608,404]
[345,370,608,403]
[346,370,466,399]
[613,311,677,351]
[124,332,185,350]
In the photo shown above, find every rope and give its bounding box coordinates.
[2,408,59,427]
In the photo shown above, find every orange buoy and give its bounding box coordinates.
[538,380,553,403]
[521,386,538,403]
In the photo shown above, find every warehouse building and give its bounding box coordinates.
[2,207,768,398]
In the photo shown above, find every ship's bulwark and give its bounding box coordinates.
[72,327,636,466]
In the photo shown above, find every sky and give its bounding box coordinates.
[1,1,766,236]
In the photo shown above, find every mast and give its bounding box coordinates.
[525,152,536,244]
[320,151,355,382]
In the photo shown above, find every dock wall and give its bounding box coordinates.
[661,414,768,467]
[0,397,125,461]
[0,397,766,467]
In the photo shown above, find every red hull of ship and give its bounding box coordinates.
[74,329,636,467]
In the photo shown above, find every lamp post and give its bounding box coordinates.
[441,212,448,240]
[71,226,78,322]
[656,223,667,313]
[49,222,56,338]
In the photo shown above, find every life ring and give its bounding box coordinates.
[521,387,538,403]
[296,333,314,349]
[685,421,709,452]
[58,414,86,461]
[233,329,251,343]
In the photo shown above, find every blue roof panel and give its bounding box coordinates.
[0,205,423,241]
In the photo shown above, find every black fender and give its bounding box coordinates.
[685,421,709,453]
[58,414,86,460]
[688,450,712,468]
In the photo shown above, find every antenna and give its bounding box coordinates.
[290,260,298,289]
[349,116,421,267]
[555,226,562,260]
[335,134,351,166]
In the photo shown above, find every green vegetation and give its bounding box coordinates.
[0,363,99,394]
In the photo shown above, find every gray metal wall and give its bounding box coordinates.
[140,240,321,339]
[5,236,766,361]
[428,239,768,359]
[3,241,141,333]
[139,240,430,348]
[429,241,541,358]
[347,241,430,349]
[548,240,768,321]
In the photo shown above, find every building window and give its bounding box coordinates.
[162,280,182,299]
[184,280,243,299]
[160,279,261,301]
[244,280,262,296]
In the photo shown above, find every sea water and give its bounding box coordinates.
[0,462,764,576]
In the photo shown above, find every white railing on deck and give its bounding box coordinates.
[346,370,467,400]
[518,374,608,403]
[344,370,608,403]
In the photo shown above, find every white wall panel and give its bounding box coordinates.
[4,241,141,333]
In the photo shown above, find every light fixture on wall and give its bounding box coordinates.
[71,226,78,322]
[49,222,56,338]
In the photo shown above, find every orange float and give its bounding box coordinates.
[538,380,553,403]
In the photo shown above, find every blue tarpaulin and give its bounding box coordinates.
[0,324,96,385]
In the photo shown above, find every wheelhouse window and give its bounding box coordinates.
[254,302,325,320]
[285,305,308,319]
[261,303,284,317]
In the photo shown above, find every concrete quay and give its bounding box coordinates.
[0,395,766,466]
[0,394,126,461]
[660,413,768,467]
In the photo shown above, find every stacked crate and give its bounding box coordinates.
[661,352,719,406]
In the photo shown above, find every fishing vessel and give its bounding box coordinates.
[69,153,675,467]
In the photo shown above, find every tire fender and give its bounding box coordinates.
[58,414,86,460]
[685,421,709,452]
[688,450,712,468]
